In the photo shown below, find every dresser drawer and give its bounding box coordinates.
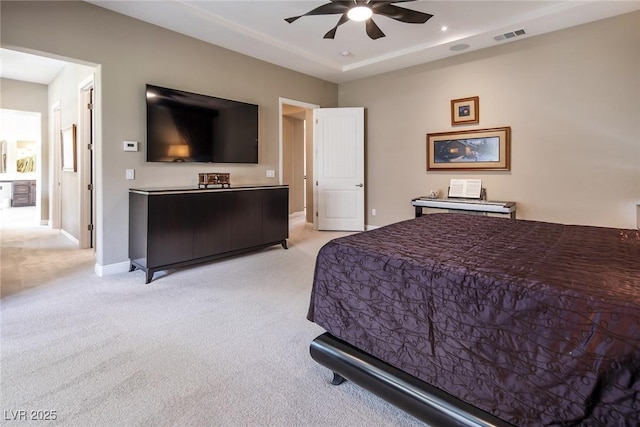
[13,185,30,194]
[12,194,30,206]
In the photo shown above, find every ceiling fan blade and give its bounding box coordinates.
[324,14,350,39]
[285,2,350,23]
[365,19,386,40]
[372,3,433,24]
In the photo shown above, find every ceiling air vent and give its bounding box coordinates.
[494,29,526,42]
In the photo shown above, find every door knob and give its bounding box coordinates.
[355,183,364,187]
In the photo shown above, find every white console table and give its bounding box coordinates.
[412,197,517,219]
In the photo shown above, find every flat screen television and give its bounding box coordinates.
[146,84,258,164]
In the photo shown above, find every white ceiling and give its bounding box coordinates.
[3,1,640,85]
[85,0,640,83]
[0,48,67,85]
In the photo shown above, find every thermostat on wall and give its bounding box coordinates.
[123,140,139,152]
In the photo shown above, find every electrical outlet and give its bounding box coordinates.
[126,169,135,180]
[372,208,377,216]
[266,169,276,178]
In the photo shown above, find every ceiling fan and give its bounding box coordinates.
[285,0,433,40]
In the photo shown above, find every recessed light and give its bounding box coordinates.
[450,43,470,52]
[340,51,352,57]
[441,25,448,32]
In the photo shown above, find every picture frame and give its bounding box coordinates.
[426,126,511,171]
[451,96,479,125]
[61,124,77,172]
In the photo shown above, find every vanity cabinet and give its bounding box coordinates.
[12,180,36,207]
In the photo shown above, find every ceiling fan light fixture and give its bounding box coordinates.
[286,1,434,40]
[347,6,373,22]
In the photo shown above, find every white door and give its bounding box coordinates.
[314,107,365,231]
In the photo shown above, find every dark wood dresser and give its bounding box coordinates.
[128,185,289,283]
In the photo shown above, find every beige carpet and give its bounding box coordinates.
[1,208,424,426]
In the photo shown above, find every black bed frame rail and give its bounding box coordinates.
[310,333,514,427]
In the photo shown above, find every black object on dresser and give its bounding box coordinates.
[129,185,289,283]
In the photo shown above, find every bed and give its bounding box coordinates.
[307,213,640,426]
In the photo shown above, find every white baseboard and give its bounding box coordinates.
[366,224,380,231]
[40,220,49,226]
[61,229,79,245]
[95,261,130,277]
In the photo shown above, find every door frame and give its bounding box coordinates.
[50,101,62,229]
[78,74,95,249]
[278,97,319,185]
[278,97,319,225]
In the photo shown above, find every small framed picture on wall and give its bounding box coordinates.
[451,96,479,125]
[61,124,77,172]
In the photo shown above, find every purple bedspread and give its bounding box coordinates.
[307,214,640,426]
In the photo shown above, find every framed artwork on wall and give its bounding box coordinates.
[451,96,479,125]
[61,124,77,172]
[426,126,511,171]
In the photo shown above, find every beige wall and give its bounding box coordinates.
[304,109,315,224]
[0,78,48,221]
[340,11,640,229]
[3,2,637,271]
[1,1,338,269]
[48,63,96,240]
[292,118,305,213]
[282,104,313,218]
[282,115,305,214]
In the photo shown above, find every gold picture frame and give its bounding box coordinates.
[451,96,479,125]
[61,124,77,172]
[427,126,511,171]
